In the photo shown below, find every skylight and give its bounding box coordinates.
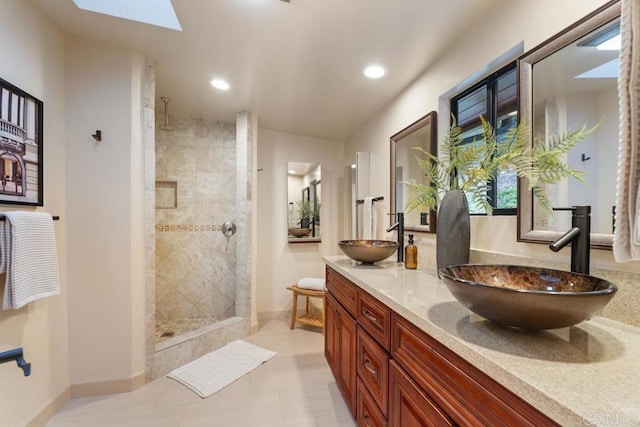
[72,0,182,31]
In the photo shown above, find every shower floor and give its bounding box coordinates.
[155,317,224,343]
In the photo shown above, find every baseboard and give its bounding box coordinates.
[70,372,147,398]
[26,387,70,427]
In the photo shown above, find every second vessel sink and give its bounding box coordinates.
[439,264,617,330]
[289,228,312,237]
[338,240,399,264]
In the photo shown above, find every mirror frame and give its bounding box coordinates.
[390,111,438,233]
[517,0,620,250]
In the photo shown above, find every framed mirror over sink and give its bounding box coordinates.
[390,111,438,233]
[287,162,321,243]
[518,0,620,249]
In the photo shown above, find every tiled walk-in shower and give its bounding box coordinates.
[151,110,254,378]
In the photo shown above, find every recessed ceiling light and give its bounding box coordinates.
[363,65,387,79]
[211,79,231,91]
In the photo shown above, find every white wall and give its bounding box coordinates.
[65,38,146,386]
[0,0,69,425]
[345,0,637,272]
[257,129,344,315]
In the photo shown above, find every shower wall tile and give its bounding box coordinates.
[196,146,224,173]
[144,58,155,109]
[168,115,197,137]
[155,114,239,324]
[152,339,194,378]
[223,123,236,142]
[166,146,196,172]
[196,172,223,196]
[144,58,157,379]
[196,118,224,139]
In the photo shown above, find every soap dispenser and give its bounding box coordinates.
[404,234,417,269]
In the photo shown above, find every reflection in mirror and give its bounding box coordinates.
[518,1,620,249]
[390,111,437,233]
[347,152,371,239]
[287,162,321,243]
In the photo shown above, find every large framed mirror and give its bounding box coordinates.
[518,1,620,249]
[287,162,321,243]
[390,111,438,233]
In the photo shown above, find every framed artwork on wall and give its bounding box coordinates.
[0,77,43,206]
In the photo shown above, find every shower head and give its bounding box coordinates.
[159,96,173,131]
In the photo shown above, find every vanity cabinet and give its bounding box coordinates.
[325,266,559,427]
[392,313,558,427]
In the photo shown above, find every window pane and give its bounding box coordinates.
[454,84,488,214]
[495,67,518,209]
[456,85,487,132]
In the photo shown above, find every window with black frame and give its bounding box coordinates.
[450,63,518,215]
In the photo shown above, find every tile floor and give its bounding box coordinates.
[46,318,355,427]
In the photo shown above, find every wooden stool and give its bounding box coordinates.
[287,284,325,333]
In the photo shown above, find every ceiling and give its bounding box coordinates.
[28,0,499,141]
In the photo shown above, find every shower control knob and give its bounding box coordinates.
[222,221,237,237]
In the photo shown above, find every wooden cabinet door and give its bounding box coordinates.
[337,300,357,417]
[389,360,453,427]
[325,293,340,378]
[326,291,357,417]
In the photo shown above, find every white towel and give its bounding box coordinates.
[614,0,640,261]
[363,196,376,240]
[297,277,325,291]
[1,212,60,310]
[168,340,276,398]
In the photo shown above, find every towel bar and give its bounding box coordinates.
[0,347,31,376]
[356,196,383,204]
[0,215,59,221]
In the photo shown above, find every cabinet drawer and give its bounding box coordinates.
[326,266,358,316]
[357,289,391,351]
[357,326,389,418]
[389,360,453,427]
[391,313,558,427]
[357,377,388,427]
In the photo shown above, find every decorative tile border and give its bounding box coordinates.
[156,224,223,232]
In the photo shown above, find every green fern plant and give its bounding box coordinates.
[404,116,596,215]
[295,200,320,220]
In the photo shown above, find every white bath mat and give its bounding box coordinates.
[167,340,275,398]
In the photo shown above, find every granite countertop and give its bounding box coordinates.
[324,255,640,427]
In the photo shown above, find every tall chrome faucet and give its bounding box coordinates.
[386,212,404,262]
[549,206,591,275]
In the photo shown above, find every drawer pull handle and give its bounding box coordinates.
[364,358,378,379]
[362,309,379,325]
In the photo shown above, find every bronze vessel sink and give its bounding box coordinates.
[289,228,312,237]
[439,264,617,330]
[338,240,399,264]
